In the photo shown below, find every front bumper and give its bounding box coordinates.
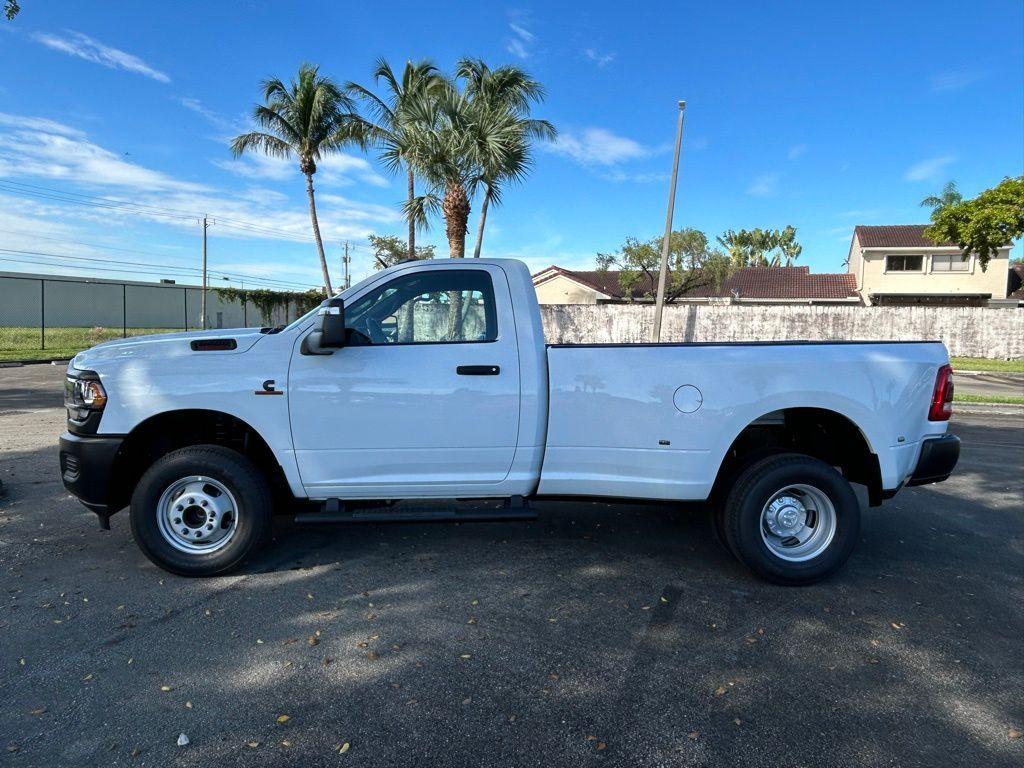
[59,431,124,516]
[906,434,960,487]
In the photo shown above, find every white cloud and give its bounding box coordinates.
[584,48,616,67]
[904,154,954,182]
[600,170,669,184]
[30,30,170,83]
[787,144,807,160]
[175,97,243,132]
[213,152,388,189]
[0,111,206,192]
[0,112,399,251]
[508,22,534,42]
[506,18,535,59]
[930,70,982,92]
[746,172,780,197]
[546,127,652,166]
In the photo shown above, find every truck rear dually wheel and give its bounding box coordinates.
[130,445,272,576]
[722,453,860,585]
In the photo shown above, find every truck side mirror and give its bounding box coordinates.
[320,298,346,348]
[301,297,346,356]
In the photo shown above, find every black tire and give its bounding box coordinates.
[722,453,860,585]
[711,448,784,561]
[130,445,272,576]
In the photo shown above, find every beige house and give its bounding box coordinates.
[847,225,1013,306]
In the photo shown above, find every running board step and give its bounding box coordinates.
[294,497,536,525]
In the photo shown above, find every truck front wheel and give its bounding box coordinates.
[722,453,860,585]
[130,445,272,576]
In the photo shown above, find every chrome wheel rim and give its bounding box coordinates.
[156,476,239,554]
[759,483,837,562]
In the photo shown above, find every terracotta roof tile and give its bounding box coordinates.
[533,265,859,301]
[854,225,956,248]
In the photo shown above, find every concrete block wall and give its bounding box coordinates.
[540,304,1023,359]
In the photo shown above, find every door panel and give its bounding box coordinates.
[288,265,521,496]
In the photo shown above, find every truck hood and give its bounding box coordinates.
[70,327,269,371]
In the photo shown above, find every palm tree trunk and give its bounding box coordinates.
[442,181,470,258]
[406,166,416,260]
[472,189,490,258]
[305,172,333,295]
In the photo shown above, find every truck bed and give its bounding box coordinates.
[537,340,950,501]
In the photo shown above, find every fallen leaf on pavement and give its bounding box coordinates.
[687,731,699,740]
[160,685,172,692]
[1009,728,1022,740]
[276,715,291,724]
[339,742,350,753]
[247,741,260,748]
[176,734,189,747]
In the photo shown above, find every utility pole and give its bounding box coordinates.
[200,215,209,330]
[652,100,687,343]
[341,241,352,290]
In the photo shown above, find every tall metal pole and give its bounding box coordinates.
[652,100,687,343]
[341,241,351,289]
[200,215,208,330]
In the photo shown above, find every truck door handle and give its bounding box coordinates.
[457,365,500,376]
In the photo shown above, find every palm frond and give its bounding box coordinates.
[230,131,292,159]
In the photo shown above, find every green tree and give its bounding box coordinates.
[4,1,19,20]
[925,176,1024,270]
[231,63,364,295]
[716,226,802,267]
[367,234,435,269]
[403,74,541,259]
[596,228,732,301]
[454,58,555,258]
[348,59,445,261]
[920,180,963,219]
[366,234,436,342]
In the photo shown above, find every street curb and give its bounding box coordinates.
[0,359,71,367]
[955,370,1024,378]
[954,402,1024,416]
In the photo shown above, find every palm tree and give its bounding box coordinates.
[921,181,962,221]
[347,59,444,261]
[455,58,555,258]
[231,63,362,294]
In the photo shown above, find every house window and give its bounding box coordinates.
[931,253,970,272]
[885,254,923,272]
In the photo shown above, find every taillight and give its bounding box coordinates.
[928,364,954,421]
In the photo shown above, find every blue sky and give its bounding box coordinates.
[1,1,1021,290]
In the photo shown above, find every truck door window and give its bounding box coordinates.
[344,269,498,345]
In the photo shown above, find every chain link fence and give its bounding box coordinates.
[0,273,298,361]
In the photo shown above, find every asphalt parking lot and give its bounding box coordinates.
[1,364,1022,767]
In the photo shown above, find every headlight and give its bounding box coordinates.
[65,374,107,421]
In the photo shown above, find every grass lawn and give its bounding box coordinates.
[0,327,183,362]
[950,356,1024,373]
[953,393,1024,405]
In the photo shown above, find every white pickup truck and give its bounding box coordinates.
[60,258,959,583]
